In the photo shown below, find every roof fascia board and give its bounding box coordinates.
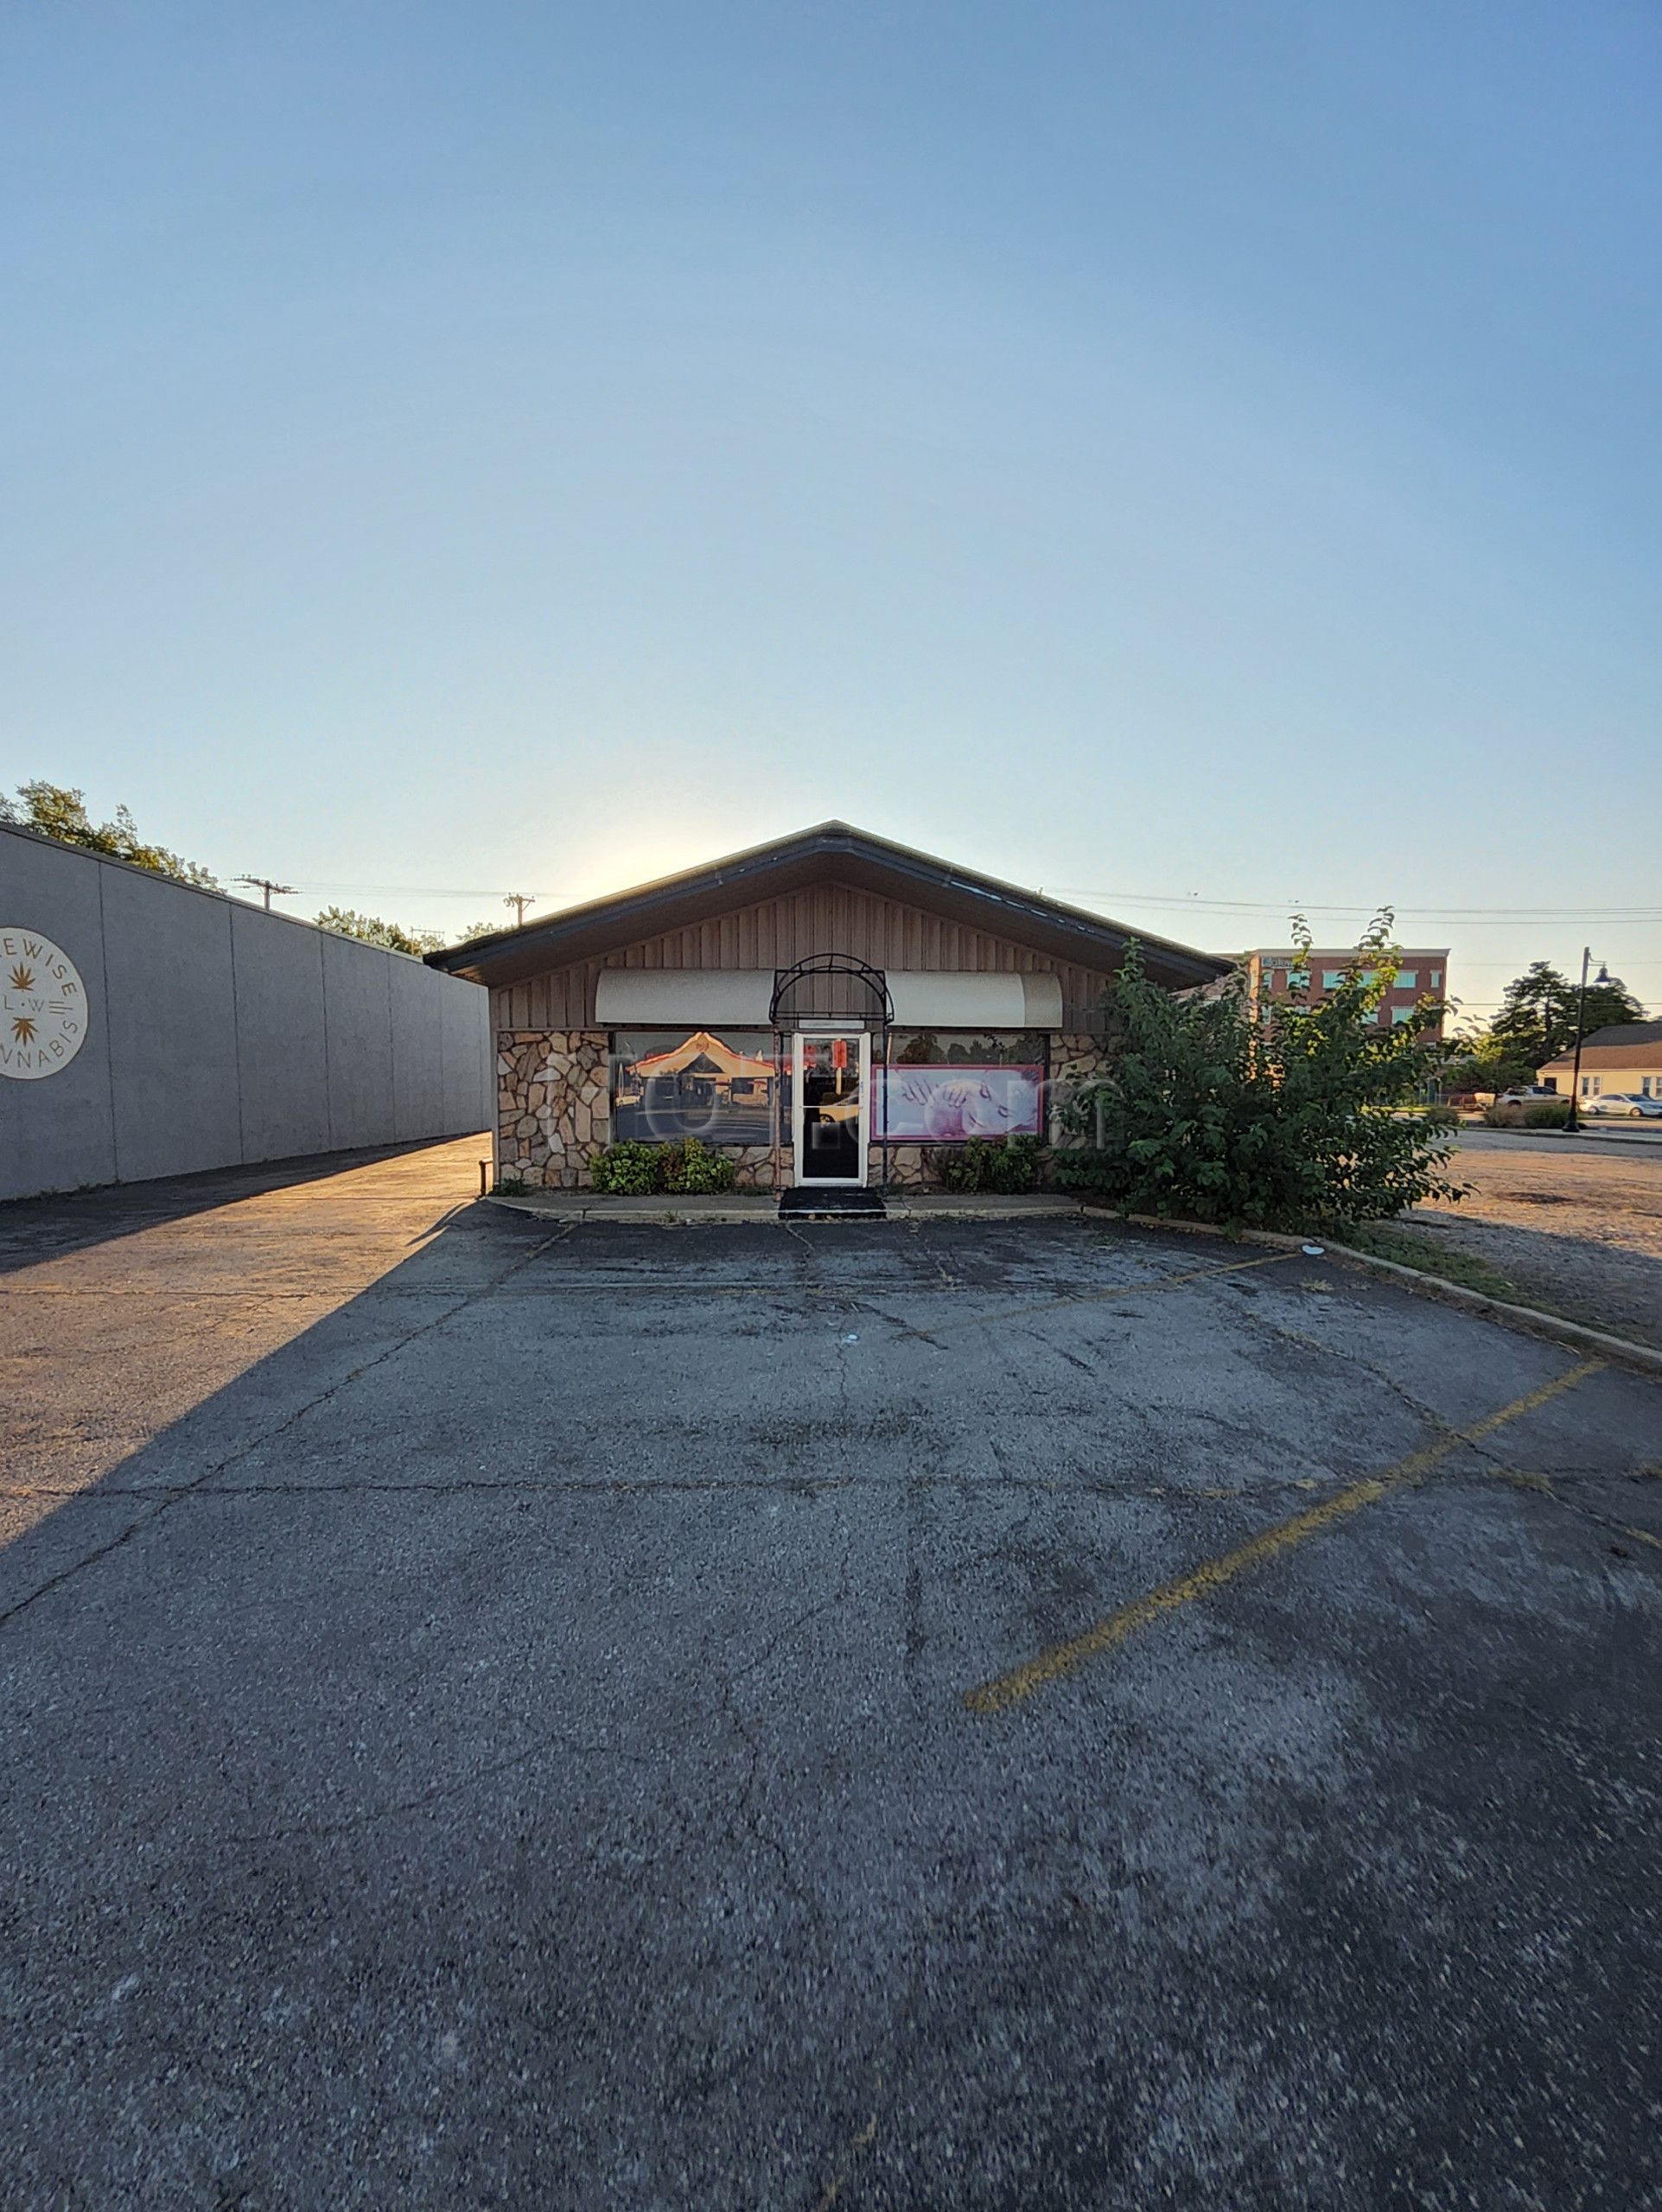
[427,823,1228,990]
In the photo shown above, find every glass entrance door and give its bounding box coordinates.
[793,1031,869,1185]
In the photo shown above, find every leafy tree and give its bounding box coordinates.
[1577,972,1647,1036]
[1053,918,1460,1230]
[315,906,444,958]
[451,919,502,945]
[1,779,220,888]
[1486,959,1646,1071]
[1437,1037,1538,1096]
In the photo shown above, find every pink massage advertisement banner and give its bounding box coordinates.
[878,1064,1044,1142]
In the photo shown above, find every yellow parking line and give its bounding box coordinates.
[964,1359,1603,1715]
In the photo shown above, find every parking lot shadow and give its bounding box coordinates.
[4,1185,1662,2209]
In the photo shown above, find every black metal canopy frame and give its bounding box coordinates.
[767,955,895,1187]
[767,953,893,1029]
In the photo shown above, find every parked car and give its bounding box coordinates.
[1494,1088,1556,1107]
[1582,1092,1662,1119]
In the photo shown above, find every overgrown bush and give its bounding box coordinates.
[1525,1099,1570,1128]
[927,1135,1045,1194]
[1051,925,1460,1231]
[590,1139,664,1194]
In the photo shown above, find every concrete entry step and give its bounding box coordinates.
[777,1186,888,1220]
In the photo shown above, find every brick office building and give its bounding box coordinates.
[428,822,1228,1200]
[1244,946,1449,1036]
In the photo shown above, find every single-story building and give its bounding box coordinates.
[1538,1019,1662,1105]
[427,821,1228,1198]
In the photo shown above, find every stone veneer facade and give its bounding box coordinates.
[496,1031,608,1190]
[495,1028,1115,1191]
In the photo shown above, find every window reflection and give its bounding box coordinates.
[609,1031,775,1144]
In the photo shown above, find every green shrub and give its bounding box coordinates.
[659,1137,737,1195]
[1052,928,1461,1231]
[1524,1099,1570,1128]
[1421,1104,1460,1131]
[927,1134,1045,1194]
[590,1140,663,1194]
[590,1138,740,1194]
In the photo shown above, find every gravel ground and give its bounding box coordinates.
[1401,1128,1662,1348]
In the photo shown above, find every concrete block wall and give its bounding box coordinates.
[1,826,492,1202]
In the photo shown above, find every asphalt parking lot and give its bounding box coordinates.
[3,1138,1662,2210]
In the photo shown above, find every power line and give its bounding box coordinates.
[235,874,296,912]
[1043,888,1662,921]
[279,882,547,900]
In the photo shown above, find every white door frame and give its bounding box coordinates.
[791,1027,871,1186]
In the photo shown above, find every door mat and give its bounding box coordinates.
[778,1187,888,1219]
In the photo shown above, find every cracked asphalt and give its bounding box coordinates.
[3,1136,1662,2209]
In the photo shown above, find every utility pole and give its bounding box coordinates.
[1563,945,1591,1134]
[237,875,296,912]
[503,893,538,926]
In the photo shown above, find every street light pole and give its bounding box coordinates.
[1563,944,1591,1134]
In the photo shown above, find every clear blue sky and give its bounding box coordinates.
[3,3,1658,1014]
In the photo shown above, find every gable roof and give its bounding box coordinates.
[1576,1019,1662,1051]
[628,1031,776,1081]
[1539,1016,1662,1071]
[426,820,1228,992]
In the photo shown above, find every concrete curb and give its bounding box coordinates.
[1105,1209,1662,1380]
[484,1194,780,1227]
[482,1192,1086,1226]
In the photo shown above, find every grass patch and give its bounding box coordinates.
[1337,1222,1519,1302]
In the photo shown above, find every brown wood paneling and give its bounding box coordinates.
[494,879,1121,1033]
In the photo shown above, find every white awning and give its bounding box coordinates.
[594,969,776,1027]
[885,972,1063,1029]
[594,967,1066,1029]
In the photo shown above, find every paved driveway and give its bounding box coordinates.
[3,1139,1661,2209]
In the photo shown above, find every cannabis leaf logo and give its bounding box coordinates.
[10,1014,37,1046]
[8,963,35,993]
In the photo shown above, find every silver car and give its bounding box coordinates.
[1582,1092,1662,1119]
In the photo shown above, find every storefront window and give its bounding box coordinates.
[609,1030,775,1144]
[880,1032,1047,1141]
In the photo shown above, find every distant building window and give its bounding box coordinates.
[1430,969,1442,989]
[1321,971,1346,990]
[1395,971,1417,990]
[1644,1077,1657,1097]
[1288,969,1309,989]
[1581,1075,1602,1098]
[1391,1006,1417,1026]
